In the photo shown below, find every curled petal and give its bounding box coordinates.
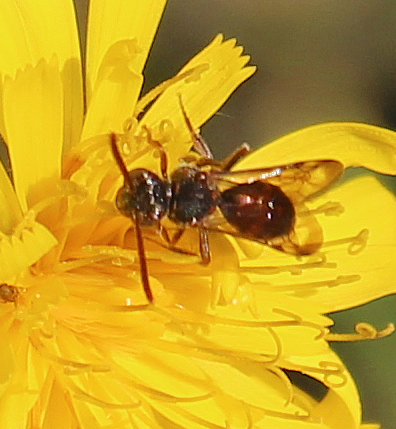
[86,0,167,103]
[0,0,83,152]
[138,34,256,169]
[82,40,143,140]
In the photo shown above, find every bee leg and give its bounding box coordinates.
[134,213,154,303]
[150,224,197,257]
[158,223,171,244]
[158,224,184,245]
[178,95,214,159]
[220,143,251,171]
[145,235,198,256]
[194,157,222,168]
[170,227,185,246]
[142,125,169,180]
[199,228,211,265]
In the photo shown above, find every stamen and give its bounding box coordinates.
[320,361,348,387]
[159,119,174,139]
[55,255,119,272]
[272,308,326,340]
[153,305,326,347]
[129,380,214,403]
[241,403,253,429]
[151,307,318,368]
[170,322,284,364]
[326,322,395,342]
[123,116,138,134]
[322,229,369,255]
[267,364,293,406]
[159,407,231,429]
[310,201,344,216]
[12,179,87,238]
[81,244,136,265]
[264,274,361,295]
[29,332,112,374]
[120,120,177,173]
[285,360,347,388]
[150,307,327,365]
[63,364,113,376]
[69,383,141,409]
[226,402,253,429]
[249,403,313,422]
[266,326,282,364]
[241,253,337,276]
[51,244,138,275]
[154,329,280,364]
[289,392,316,419]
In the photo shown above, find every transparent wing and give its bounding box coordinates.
[213,160,344,203]
[204,160,344,256]
[201,204,323,256]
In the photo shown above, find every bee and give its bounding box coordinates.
[111,102,343,303]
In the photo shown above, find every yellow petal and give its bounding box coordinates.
[3,59,63,210]
[165,297,330,360]
[62,58,84,152]
[304,176,396,311]
[318,176,396,247]
[86,0,167,103]
[82,40,143,140]
[133,35,256,172]
[148,363,352,429]
[243,176,396,313]
[0,0,83,151]
[0,0,80,77]
[291,350,361,429]
[142,35,256,129]
[0,162,22,234]
[235,122,396,174]
[40,378,77,429]
[0,327,14,386]
[111,348,211,400]
[0,221,57,283]
[0,392,34,429]
[0,339,50,429]
[141,35,255,156]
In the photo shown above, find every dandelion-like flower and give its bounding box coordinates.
[0,1,395,428]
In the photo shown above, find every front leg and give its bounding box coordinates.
[199,228,211,265]
[219,143,251,171]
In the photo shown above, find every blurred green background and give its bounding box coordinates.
[3,1,396,427]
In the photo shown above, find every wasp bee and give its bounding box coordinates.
[111,102,343,303]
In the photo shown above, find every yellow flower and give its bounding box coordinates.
[0,1,395,429]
